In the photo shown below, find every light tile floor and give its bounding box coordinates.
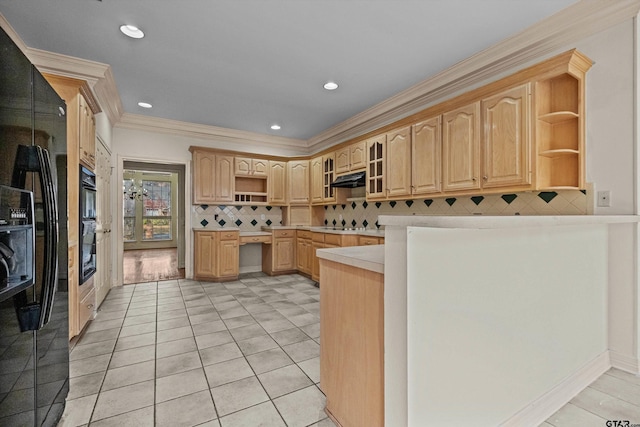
[59,272,337,427]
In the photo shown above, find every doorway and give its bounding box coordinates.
[122,161,186,284]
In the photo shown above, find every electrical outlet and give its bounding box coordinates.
[597,190,611,207]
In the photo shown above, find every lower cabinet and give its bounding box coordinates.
[296,230,312,275]
[262,229,297,275]
[311,232,359,281]
[194,230,239,281]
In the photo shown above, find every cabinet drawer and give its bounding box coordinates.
[312,232,325,243]
[219,231,239,241]
[79,286,95,333]
[359,236,382,246]
[297,230,312,239]
[274,229,294,238]
[324,234,342,246]
[240,235,272,245]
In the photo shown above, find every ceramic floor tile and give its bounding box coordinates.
[203,357,255,388]
[157,316,191,331]
[69,354,110,378]
[195,330,234,350]
[91,380,155,422]
[192,320,228,337]
[246,348,294,375]
[210,376,269,417]
[309,418,337,426]
[156,336,198,359]
[273,385,327,427]
[269,328,310,346]
[299,322,320,339]
[126,306,157,317]
[157,302,186,312]
[218,401,285,427]
[118,322,156,338]
[92,310,127,322]
[187,305,219,316]
[156,326,193,343]
[58,393,98,427]
[217,307,250,320]
[69,340,116,361]
[155,390,217,427]
[156,308,188,321]
[101,360,155,391]
[228,323,267,341]
[199,342,243,366]
[85,319,124,333]
[297,356,321,384]
[156,351,202,378]
[75,327,121,346]
[156,367,209,403]
[66,372,105,400]
[88,406,154,427]
[258,364,313,399]
[109,345,155,369]
[115,332,156,351]
[223,315,257,330]
[237,335,278,356]
[282,339,320,363]
[122,313,156,327]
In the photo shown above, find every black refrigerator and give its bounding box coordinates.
[0,28,70,426]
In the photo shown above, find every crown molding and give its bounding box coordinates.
[116,113,308,153]
[307,0,640,151]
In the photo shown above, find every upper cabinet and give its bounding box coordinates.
[268,160,287,205]
[411,116,441,195]
[366,135,386,200]
[481,84,530,189]
[288,160,310,205]
[78,94,96,171]
[235,157,268,177]
[335,141,366,175]
[192,149,234,204]
[311,153,338,205]
[442,102,481,192]
[385,126,412,198]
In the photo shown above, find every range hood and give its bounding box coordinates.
[330,171,366,188]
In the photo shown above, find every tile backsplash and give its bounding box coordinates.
[193,190,588,231]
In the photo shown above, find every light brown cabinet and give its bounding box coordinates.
[288,160,310,205]
[296,230,312,275]
[192,150,235,204]
[262,229,296,274]
[311,232,358,281]
[366,135,386,200]
[235,157,268,177]
[442,102,482,192]
[386,126,412,198]
[411,116,442,195]
[358,235,384,246]
[78,94,96,170]
[268,160,287,205]
[311,154,340,205]
[335,141,367,175]
[194,230,239,281]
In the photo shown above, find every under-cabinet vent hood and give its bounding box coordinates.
[330,171,366,188]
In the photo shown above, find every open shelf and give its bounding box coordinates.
[235,176,267,203]
[538,111,579,124]
[539,149,579,158]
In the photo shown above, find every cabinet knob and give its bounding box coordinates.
[483,176,488,181]
[472,177,477,181]
[87,304,94,309]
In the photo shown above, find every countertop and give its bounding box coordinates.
[316,244,384,274]
[262,225,385,237]
[378,214,640,228]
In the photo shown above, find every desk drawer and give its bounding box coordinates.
[219,231,239,241]
[240,235,272,244]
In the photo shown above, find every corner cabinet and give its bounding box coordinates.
[268,160,287,205]
[288,160,310,205]
[194,230,239,281]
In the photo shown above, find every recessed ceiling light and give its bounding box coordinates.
[323,81,339,90]
[270,124,281,130]
[137,102,152,108]
[120,24,144,39]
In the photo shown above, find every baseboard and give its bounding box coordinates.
[610,350,640,374]
[500,351,611,427]
[239,266,262,274]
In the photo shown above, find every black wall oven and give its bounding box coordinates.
[80,166,96,284]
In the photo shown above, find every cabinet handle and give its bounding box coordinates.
[87,304,93,309]
[483,176,488,181]
[281,232,288,236]
[472,177,477,181]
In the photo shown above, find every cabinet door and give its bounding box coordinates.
[335,147,351,175]
[482,84,530,188]
[296,238,310,273]
[442,102,481,192]
[288,160,310,204]
[322,153,336,203]
[366,135,386,199]
[412,117,441,195]
[79,94,96,170]
[215,155,235,202]
[194,232,216,277]
[386,126,412,198]
[349,141,367,171]
[310,156,324,204]
[218,239,239,277]
[193,151,216,204]
[252,159,269,177]
[311,241,324,282]
[235,157,252,176]
[274,237,296,271]
[268,161,287,205]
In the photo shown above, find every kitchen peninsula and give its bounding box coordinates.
[378,214,640,427]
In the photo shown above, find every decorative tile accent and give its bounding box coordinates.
[363,219,368,228]
[251,220,258,226]
[266,219,272,226]
[218,219,226,227]
[201,204,209,210]
[375,202,381,208]
[200,219,209,227]
[445,198,456,206]
[424,199,433,207]
[351,219,357,227]
[538,191,558,203]
[235,219,243,227]
[266,206,272,211]
[471,196,484,205]
[251,206,258,211]
[389,201,396,208]
[501,194,517,204]
[405,200,413,207]
[351,202,357,209]
[363,201,368,209]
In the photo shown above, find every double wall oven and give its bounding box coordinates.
[80,166,96,284]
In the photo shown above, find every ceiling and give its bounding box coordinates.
[0,0,578,141]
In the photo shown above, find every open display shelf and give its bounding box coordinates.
[234,176,267,204]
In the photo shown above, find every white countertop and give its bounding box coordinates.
[316,245,384,274]
[262,225,384,237]
[192,227,240,231]
[379,214,640,228]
